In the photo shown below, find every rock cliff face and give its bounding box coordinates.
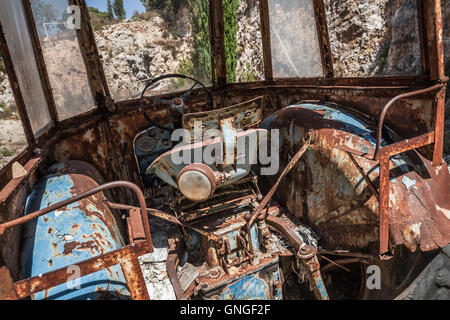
[94,8,194,101]
[325,0,421,77]
[236,0,264,81]
[0,72,14,111]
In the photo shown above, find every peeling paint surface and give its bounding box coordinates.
[20,173,129,300]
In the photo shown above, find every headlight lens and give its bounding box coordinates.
[177,164,216,202]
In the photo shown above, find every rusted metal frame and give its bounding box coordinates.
[107,202,221,242]
[417,0,429,76]
[0,181,154,253]
[377,132,435,256]
[378,156,391,256]
[298,250,329,300]
[318,249,378,260]
[208,0,216,86]
[312,0,334,78]
[0,22,35,146]
[114,76,431,110]
[320,255,351,272]
[21,0,59,126]
[373,83,443,159]
[248,131,313,226]
[78,0,112,104]
[259,0,273,83]
[266,215,329,300]
[266,215,303,253]
[166,238,187,300]
[270,75,429,87]
[321,258,369,274]
[432,86,446,166]
[379,132,435,159]
[13,241,150,299]
[118,249,150,300]
[210,0,227,86]
[422,0,445,81]
[346,152,379,201]
[127,208,146,243]
[68,0,108,111]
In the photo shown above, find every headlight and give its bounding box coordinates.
[177,164,216,202]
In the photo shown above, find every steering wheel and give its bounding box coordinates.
[139,74,214,132]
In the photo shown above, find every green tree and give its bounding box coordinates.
[113,0,126,20]
[140,0,183,14]
[132,10,140,19]
[175,0,211,86]
[223,0,239,83]
[188,0,211,82]
[107,0,114,19]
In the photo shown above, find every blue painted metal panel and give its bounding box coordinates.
[20,173,130,300]
[134,126,173,186]
[218,264,282,300]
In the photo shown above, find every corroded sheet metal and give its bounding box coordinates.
[261,102,450,252]
[182,96,263,139]
[20,170,129,299]
[14,242,150,300]
[0,253,18,300]
[198,259,282,300]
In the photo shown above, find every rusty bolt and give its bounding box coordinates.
[297,244,317,260]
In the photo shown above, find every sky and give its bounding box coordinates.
[85,0,146,19]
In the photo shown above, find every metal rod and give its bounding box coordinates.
[374,83,443,159]
[259,0,273,82]
[13,241,149,299]
[321,258,369,274]
[0,181,153,252]
[346,151,379,200]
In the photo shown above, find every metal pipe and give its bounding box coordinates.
[321,258,370,274]
[0,181,153,252]
[374,83,443,159]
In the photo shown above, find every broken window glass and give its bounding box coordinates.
[30,0,95,120]
[90,0,212,102]
[0,0,52,136]
[324,0,421,77]
[268,0,324,78]
[0,53,27,170]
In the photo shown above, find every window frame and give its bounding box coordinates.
[0,0,445,150]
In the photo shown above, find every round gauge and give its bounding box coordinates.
[137,136,156,153]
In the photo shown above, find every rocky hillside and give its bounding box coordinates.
[325,0,421,76]
[325,0,450,161]
[236,0,264,81]
[94,1,264,100]
[95,7,194,101]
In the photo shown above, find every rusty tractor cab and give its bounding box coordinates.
[0,0,449,300]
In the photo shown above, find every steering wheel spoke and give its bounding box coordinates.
[139,74,214,133]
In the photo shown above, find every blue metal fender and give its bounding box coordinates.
[20,162,130,300]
